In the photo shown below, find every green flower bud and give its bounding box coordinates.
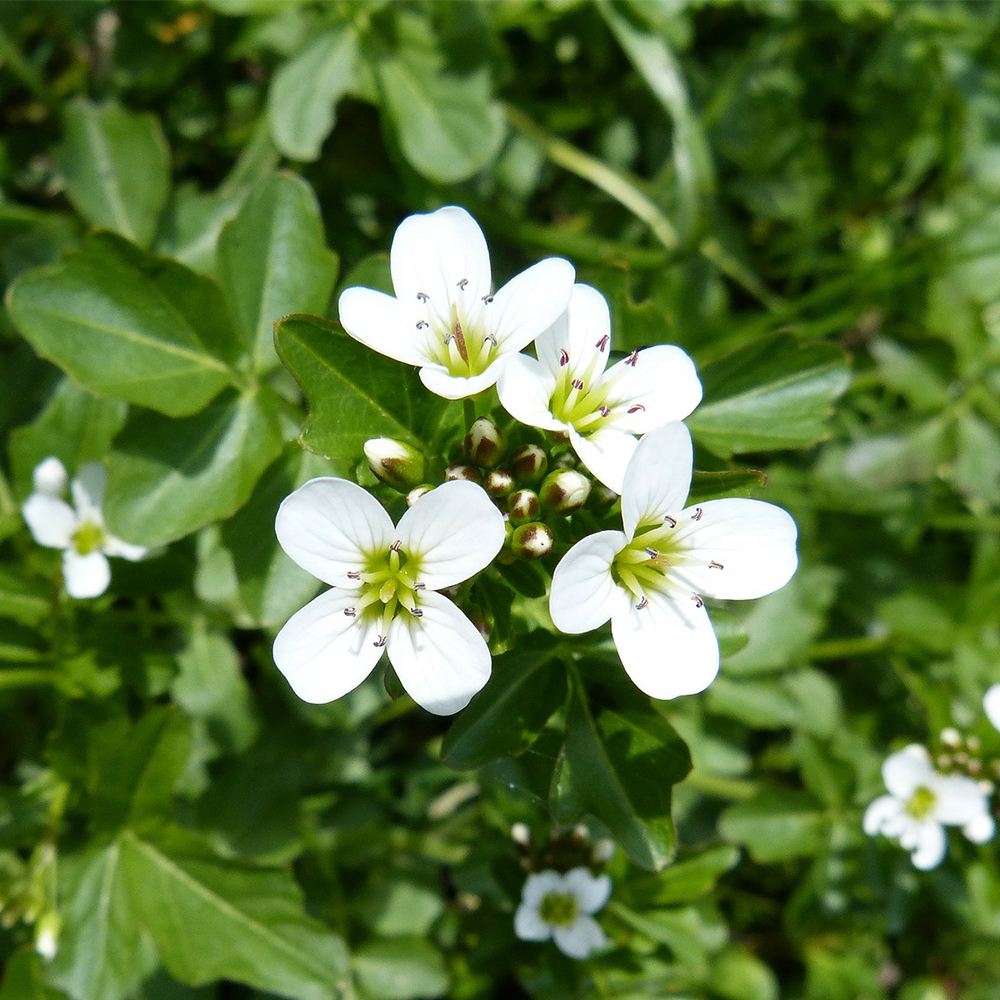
[586,481,619,512]
[484,468,515,499]
[466,417,506,468]
[509,444,548,484]
[508,488,540,523]
[511,521,553,560]
[364,438,426,492]
[445,463,481,483]
[406,484,434,507]
[540,469,591,513]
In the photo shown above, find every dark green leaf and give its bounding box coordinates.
[0,949,68,1000]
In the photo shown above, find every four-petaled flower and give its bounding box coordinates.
[22,457,147,599]
[498,284,703,492]
[549,422,798,699]
[863,744,995,870]
[273,478,505,715]
[514,868,611,960]
[339,206,575,399]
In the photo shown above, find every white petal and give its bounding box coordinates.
[103,536,148,561]
[513,903,551,942]
[395,480,505,590]
[488,257,576,355]
[418,358,508,399]
[62,549,111,599]
[71,462,106,520]
[534,283,610,379]
[497,354,564,432]
[984,684,1000,733]
[553,916,605,960]
[909,822,947,870]
[33,457,68,497]
[391,206,492,313]
[863,795,903,836]
[601,345,703,433]
[674,499,798,600]
[963,811,995,844]
[882,745,933,800]
[610,593,719,700]
[272,589,383,704]
[520,871,565,910]
[549,531,628,634]
[569,425,638,494]
[275,478,394,588]
[932,773,991,826]
[22,494,77,549]
[386,590,491,715]
[562,868,611,915]
[338,287,429,366]
[620,422,693,538]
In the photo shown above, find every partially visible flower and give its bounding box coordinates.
[273,478,505,715]
[863,744,995,870]
[549,423,797,699]
[22,458,147,599]
[498,284,703,492]
[34,912,60,961]
[339,206,575,400]
[984,684,1000,733]
[514,867,611,960]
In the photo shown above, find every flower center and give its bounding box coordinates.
[71,520,106,556]
[548,344,618,432]
[905,785,937,820]
[415,282,496,379]
[538,891,579,927]
[344,542,424,647]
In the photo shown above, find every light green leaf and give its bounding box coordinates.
[639,845,740,906]
[353,939,448,1000]
[218,173,338,373]
[688,335,851,457]
[718,790,829,863]
[57,99,170,248]
[6,233,240,417]
[267,25,359,161]
[104,388,283,547]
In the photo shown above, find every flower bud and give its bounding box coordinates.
[32,456,68,497]
[586,481,619,512]
[34,911,60,962]
[484,468,515,499]
[465,417,505,468]
[508,488,540,524]
[591,838,615,864]
[509,444,548,484]
[406,484,434,507]
[540,469,591,514]
[511,522,553,560]
[445,463,481,483]
[511,822,532,846]
[364,438,426,492]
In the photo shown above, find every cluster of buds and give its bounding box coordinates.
[938,728,998,785]
[511,822,614,873]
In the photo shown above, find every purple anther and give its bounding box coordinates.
[627,403,645,414]
[599,405,611,417]
[347,571,361,580]
[692,507,704,521]
[709,560,724,570]
[636,596,649,610]
[625,351,639,367]
[663,515,677,528]
[559,349,570,367]
[595,334,610,352]
[457,278,469,289]
[571,378,585,391]
[374,635,387,648]
[389,540,402,553]
[645,547,659,559]
[344,608,356,617]
[692,594,704,608]
[417,292,429,302]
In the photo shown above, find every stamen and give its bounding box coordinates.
[663,515,677,528]
[409,608,423,618]
[571,378,584,391]
[417,292,429,302]
[373,635,387,648]
[625,350,639,367]
[598,405,611,417]
[627,404,645,414]
[595,334,609,352]
[645,547,659,558]
[484,334,497,346]
[389,540,402,553]
[636,596,649,610]
[457,278,469,290]
[559,349,569,367]
[413,582,426,590]
[692,594,704,608]
[709,560,724,570]
[416,320,429,329]
[482,294,494,303]
[347,571,361,580]
[444,333,454,345]
[344,607,356,617]
[692,507,704,521]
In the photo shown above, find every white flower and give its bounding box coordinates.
[22,458,147,599]
[984,684,1000,733]
[863,744,995,870]
[497,284,702,492]
[514,868,611,960]
[273,478,505,715]
[548,422,797,699]
[339,206,575,400]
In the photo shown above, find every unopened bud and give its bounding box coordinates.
[511,822,532,846]
[364,438,426,492]
[445,463,481,483]
[466,417,505,468]
[34,912,60,962]
[484,468,515,499]
[941,727,962,748]
[540,469,591,513]
[591,838,615,864]
[508,489,540,523]
[511,522,553,560]
[406,484,434,507]
[587,482,619,512]
[509,444,548,484]
[967,736,981,754]
[33,456,68,497]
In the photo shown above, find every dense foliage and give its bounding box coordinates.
[1,1,999,998]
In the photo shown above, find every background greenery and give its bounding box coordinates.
[1,1,999,998]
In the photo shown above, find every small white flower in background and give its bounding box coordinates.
[863,744,995,870]
[498,284,703,492]
[339,206,575,400]
[34,912,60,962]
[984,684,1000,733]
[22,457,147,599]
[548,422,797,699]
[514,868,611,960]
[273,478,505,715]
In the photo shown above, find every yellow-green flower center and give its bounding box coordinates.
[549,348,617,432]
[71,520,106,556]
[539,892,579,927]
[418,286,496,378]
[905,786,937,820]
[347,543,423,645]
[611,521,685,606]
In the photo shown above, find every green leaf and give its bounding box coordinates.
[104,388,283,546]
[218,173,339,373]
[267,25,359,161]
[639,845,740,906]
[353,939,448,1000]
[441,638,567,770]
[6,233,240,417]
[0,949,69,1000]
[718,789,829,863]
[367,10,506,183]
[551,686,691,871]
[274,314,431,461]
[57,99,170,248]
[688,335,851,458]
[120,828,349,1000]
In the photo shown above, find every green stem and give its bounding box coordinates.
[808,635,892,660]
[928,514,1000,533]
[682,770,757,801]
[0,669,73,693]
[463,398,476,434]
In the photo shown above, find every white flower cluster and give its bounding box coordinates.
[270,206,800,714]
